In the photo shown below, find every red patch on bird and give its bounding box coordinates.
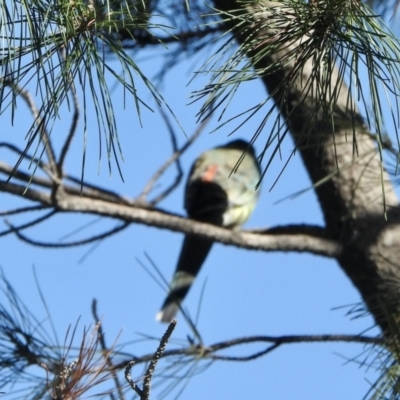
[202,164,218,182]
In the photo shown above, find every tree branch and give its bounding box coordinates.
[212,0,400,337]
[112,332,382,369]
[139,107,209,205]
[6,220,129,247]
[3,80,58,178]
[1,174,339,256]
[1,211,57,238]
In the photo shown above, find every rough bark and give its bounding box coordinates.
[212,0,400,336]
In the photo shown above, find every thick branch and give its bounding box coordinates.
[54,191,341,257]
[212,0,400,338]
[0,174,339,256]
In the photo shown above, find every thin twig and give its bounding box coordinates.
[92,300,124,400]
[207,334,383,352]
[0,204,50,217]
[113,332,382,370]
[0,160,130,204]
[65,175,132,205]
[209,343,281,361]
[125,361,143,398]
[124,321,177,399]
[120,26,222,47]
[1,211,57,237]
[139,113,210,205]
[6,221,129,247]
[3,79,58,178]
[58,48,80,176]
[150,118,209,205]
[1,141,130,205]
[0,142,50,172]
[142,319,177,399]
[138,107,181,202]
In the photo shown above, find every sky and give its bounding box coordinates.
[0,19,393,400]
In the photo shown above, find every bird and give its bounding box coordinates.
[155,139,261,323]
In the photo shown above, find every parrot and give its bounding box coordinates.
[156,139,261,323]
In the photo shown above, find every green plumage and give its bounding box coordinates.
[156,139,261,322]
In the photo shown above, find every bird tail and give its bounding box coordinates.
[156,235,214,323]
[155,303,180,323]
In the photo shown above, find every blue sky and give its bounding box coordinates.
[0,33,388,399]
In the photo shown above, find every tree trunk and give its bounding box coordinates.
[213,0,400,337]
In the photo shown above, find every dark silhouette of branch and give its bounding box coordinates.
[139,107,208,205]
[120,26,223,48]
[138,107,183,204]
[0,205,50,217]
[6,220,129,248]
[92,300,124,400]
[125,320,177,400]
[0,162,129,205]
[206,333,382,353]
[58,53,80,177]
[0,142,50,173]
[142,320,177,399]
[112,332,382,370]
[1,143,130,205]
[0,211,57,237]
[3,80,58,179]
[125,361,143,397]
[150,117,212,205]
